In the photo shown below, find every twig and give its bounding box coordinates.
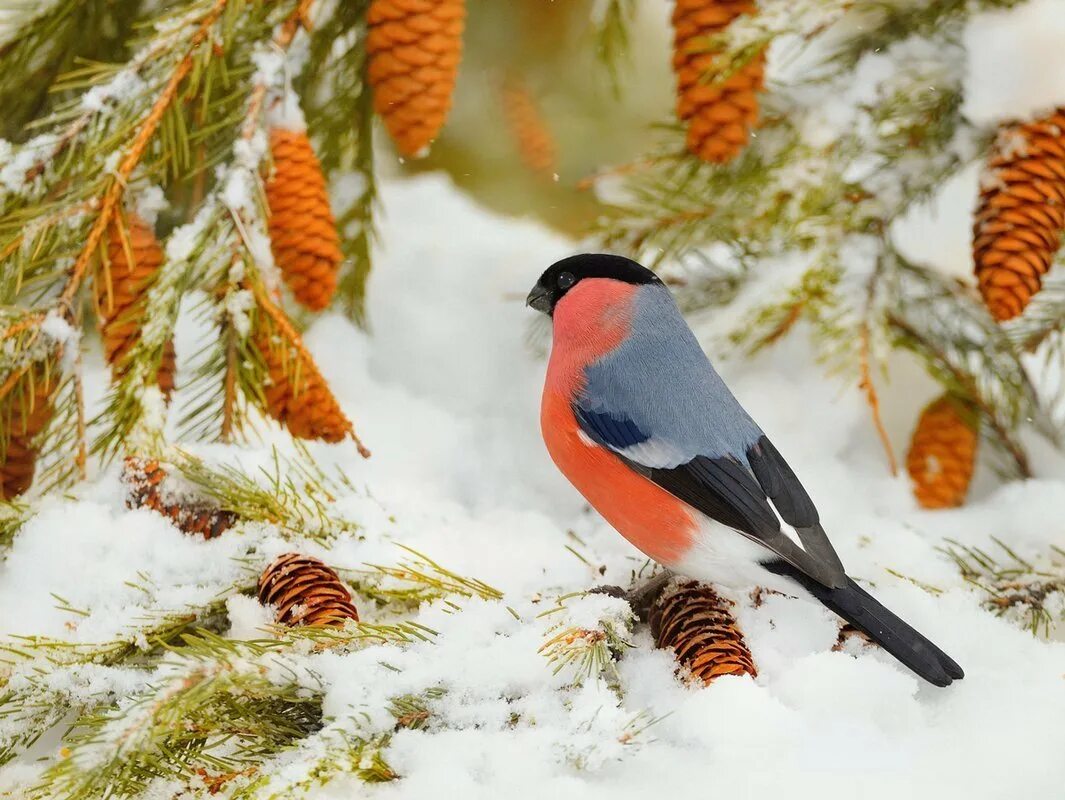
[858,254,897,475]
[240,0,311,142]
[72,346,87,479]
[221,323,237,444]
[887,313,1031,478]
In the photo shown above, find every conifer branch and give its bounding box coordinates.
[50,0,231,329]
[538,592,635,689]
[944,538,1065,637]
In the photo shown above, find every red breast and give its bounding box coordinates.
[541,279,697,566]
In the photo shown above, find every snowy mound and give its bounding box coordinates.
[0,176,1063,800]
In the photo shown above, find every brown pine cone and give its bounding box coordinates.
[973,108,1065,321]
[648,580,757,683]
[258,553,360,627]
[672,0,765,164]
[0,371,57,500]
[265,129,343,311]
[906,394,979,510]
[367,0,466,156]
[501,79,556,176]
[122,456,237,538]
[98,213,176,395]
[251,292,367,453]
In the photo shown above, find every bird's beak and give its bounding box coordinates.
[526,283,552,315]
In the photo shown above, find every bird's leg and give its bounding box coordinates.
[625,569,675,623]
[587,570,675,622]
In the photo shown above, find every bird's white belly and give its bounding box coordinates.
[671,514,800,595]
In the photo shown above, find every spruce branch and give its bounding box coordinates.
[28,631,323,800]
[46,0,231,330]
[537,592,635,690]
[590,0,636,93]
[944,538,1065,637]
[365,545,503,604]
[170,446,362,543]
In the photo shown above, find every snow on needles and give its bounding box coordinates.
[0,175,1064,799]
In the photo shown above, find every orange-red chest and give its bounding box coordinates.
[540,280,697,567]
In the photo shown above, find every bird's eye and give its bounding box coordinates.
[557,272,575,290]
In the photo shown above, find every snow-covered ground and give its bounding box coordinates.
[3,0,1065,794]
[0,173,1063,799]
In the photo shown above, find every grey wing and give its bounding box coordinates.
[576,287,847,588]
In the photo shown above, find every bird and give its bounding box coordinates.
[527,253,964,687]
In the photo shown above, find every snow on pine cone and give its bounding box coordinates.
[0,371,56,500]
[366,0,466,157]
[906,394,978,510]
[98,213,176,395]
[648,580,757,683]
[122,456,237,539]
[258,553,360,627]
[671,0,765,164]
[501,79,557,176]
[265,129,343,311]
[973,107,1065,321]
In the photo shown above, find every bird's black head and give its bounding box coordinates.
[526,253,662,315]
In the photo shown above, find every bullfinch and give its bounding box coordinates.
[527,253,963,687]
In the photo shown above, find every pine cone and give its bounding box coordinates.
[367,0,466,156]
[973,108,1065,321]
[906,394,978,510]
[122,456,237,538]
[0,371,57,500]
[501,79,556,176]
[252,298,362,448]
[672,0,765,164]
[265,129,343,311]
[98,213,176,395]
[648,580,757,683]
[258,553,360,627]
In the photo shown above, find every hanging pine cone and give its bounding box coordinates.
[258,553,360,627]
[973,108,1065,321]
[122,456,237,538]
[648,580,757,683]
[98,213,176,395]
[366,0,466,156]
[265,129,343,311]
[253,294,369,454]
[501,79,557,176]
[906,394,979,510]
[671,0,765,164]
[0,371,57,500]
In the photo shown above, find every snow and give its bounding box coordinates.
[0,172,1062,799]
[3,0,1065,795]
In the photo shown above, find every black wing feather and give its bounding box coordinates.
[747,435,845,576]
[747,436,818,526]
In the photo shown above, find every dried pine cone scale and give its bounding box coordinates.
[258,553,359,627]
[367,0,466,157]
[905,395,978,510]
[648,580,757,683]
[266,129,343,311]
[973,107,1065,321]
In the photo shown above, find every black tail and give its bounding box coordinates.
[765,561,964,687]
